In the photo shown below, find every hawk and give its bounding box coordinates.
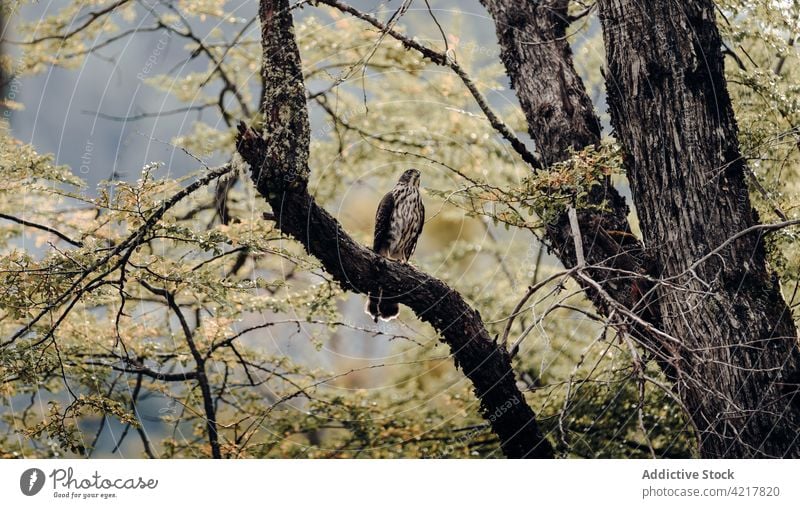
[366,168,425,322]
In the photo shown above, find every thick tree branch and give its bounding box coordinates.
[480,0,599,165]
[237,0,553,459]
[318,0,667,374]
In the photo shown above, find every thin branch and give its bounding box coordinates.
[678,218,800,279]
[567,206,584,267]
[2,164,233,349]
[12,0,132,45]
[140,280,221,459]
[0,212,84,247]
[314,0,542,169]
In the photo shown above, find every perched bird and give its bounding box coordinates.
[366,168,425,322]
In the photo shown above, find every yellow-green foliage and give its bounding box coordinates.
[12,0,785,458]
[716,0,800,312]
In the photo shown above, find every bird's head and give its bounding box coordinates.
[398,168,421,187]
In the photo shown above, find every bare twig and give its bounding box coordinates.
[314,0,542,169]
[0,212,84,247]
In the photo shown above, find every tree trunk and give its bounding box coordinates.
[598,0,800,457]
[480,0,668,369]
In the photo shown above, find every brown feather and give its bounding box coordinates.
[373,191,395,256]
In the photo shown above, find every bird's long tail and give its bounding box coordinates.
[366,288,399,322]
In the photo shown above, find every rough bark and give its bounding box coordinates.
[479,0,666,363]
[239,0,554,459]
[598,0,800,457]
[481,0,599,164]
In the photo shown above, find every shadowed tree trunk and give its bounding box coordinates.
[478,1,669,373]
[237,0,554,459]
[480,0,800,457]
[597,0,800,457]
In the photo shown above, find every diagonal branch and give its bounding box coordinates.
[1,163,234,349]
[322,0,667,369]
[13,0,132,45]
[0,212,84,247]
[236,0,553,459]
[315,0,541,169]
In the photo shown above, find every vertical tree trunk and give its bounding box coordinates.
[598,0,800,457]
[481,0,600,165]
[480,0,668,368]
